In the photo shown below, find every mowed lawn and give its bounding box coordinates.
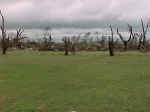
[0,50,150,112]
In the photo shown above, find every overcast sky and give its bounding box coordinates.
[0,0,150,28]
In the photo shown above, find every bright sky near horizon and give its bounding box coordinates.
[0,0,150,28]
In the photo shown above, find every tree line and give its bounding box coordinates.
[0,10,150,56]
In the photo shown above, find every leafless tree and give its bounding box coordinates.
[43,27,53,46]
[133,33,143,50]
[42,26,52,42]
[70,41,75,55]
[117,25,132,51]
[137,19,149,49]
[62,37,71,55]
[129,19,150,50]
[108,25,114,56]
[38,27,54,51]
[70,34,81,54]
[0,10,9,55]
[13,27,26,48]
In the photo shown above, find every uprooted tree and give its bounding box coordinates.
[0,10,9,55]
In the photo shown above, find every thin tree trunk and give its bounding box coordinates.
[123,41,127,51]
[109,25,114,56]
[64,46,69,55]
[2,47,6,55]
[109,40,114,56]
[63,37,70,56]
[117,27,132,51]
[0,10,8,55]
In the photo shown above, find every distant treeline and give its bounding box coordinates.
[0,10,150,56]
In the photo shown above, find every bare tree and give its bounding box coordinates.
[128,24,134,39]
[140,19,149,49]
[42,27,53,48]
[43,26,52,41]
[13,27,25,48]
[70,41,75,55]
[0,10,9,55]
[38,27,54,51]
[131,19,150,50]
[62,37,71,56]
[134,33,143,50]
[117,25,132,51]
[70,34,81,54]
[108,25,114,56]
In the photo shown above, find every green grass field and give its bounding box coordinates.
[0,50,150,112]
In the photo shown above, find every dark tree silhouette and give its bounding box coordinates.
[117,25,132,51]
[63,37,71,56]
[108,25,114,56]
[0,10,9,55]
[13,27,25,48]
[138,19,149,49]
[131,19,150,50]
[38,27,54,51]
[135,33,143,50]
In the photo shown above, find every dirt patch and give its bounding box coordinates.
[143,76,150,80]
[0,95,6,101]
[0,95,6,112]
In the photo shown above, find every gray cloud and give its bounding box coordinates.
[0,0,150,28]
